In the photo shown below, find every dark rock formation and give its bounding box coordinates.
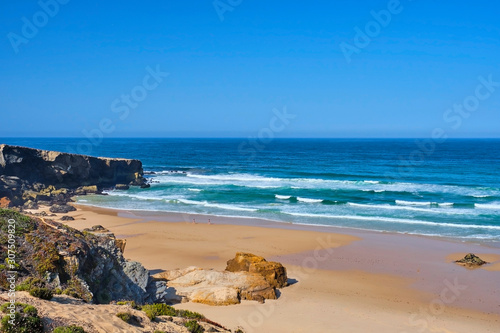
[23,200,39,210]
[84,225,109,232]
[0,144,145,188]
[49,204,77,214]
[60,215,75,221]
[226,252,288,288]
[0,144,149,207]
[455,253,487,267]
[115,184,130,190]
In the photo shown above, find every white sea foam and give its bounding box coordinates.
[296,197,323,203]
[177,198,257,212]
[475,203,500,210]
[275,195,291,200]
[348,202,467,215]
[282,212,500,230]
[188,188,202,192]
[103,191,166,201]
[395,200,432,206]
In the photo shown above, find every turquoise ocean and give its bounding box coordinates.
[3,138,500,243]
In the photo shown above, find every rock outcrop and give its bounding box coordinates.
[151,254,288,305]
[154,268,277,305]
[455,253,487,267]
[226,252,288,288]
[0,144,145,188]
[0,144,149,207]
[0,209,164,305]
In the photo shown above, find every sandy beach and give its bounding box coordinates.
[39,203,499,333]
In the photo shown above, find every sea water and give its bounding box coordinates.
[3,138,500,242]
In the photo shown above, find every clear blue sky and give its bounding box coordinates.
[1,0,499,138]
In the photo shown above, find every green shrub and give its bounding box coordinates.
[15,277,46,291]
[29,287,53,300]
[54,288,63,295]
[141,303,176,320]
[53,326,86,333]
[116,312,132,323]
[0,209,36,236]
[0,302,37,316]
[0,302,43,333]
[32,240,60,275]
[176,309,204,320]
[21,305,37,317]
[61,279,93,302]
[116,300,137,308]
[184,320,204,333]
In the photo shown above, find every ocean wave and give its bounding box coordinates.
[296,197,323,203]
[347,202,468,215]
[188,188,202,192]
[395,200,431,206]
[187,173,281,182]
[475,203,500,210]
[151,171,500,198]
[156,170,187,175]
[103,191,167,201]
[177,198,257,212]
[275,195,291,200]
[282,212,500,230]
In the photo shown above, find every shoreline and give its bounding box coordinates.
[48,203,500,332]
[75,201,500,249]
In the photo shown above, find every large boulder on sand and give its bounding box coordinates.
[153,266,201,281]
[161,268,276,305]
[49,204,76,214]
[226,252,288,288]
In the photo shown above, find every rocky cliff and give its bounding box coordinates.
[0,144,148,207]
[0,209,164,305]
[0,144,144,188]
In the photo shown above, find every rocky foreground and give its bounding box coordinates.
[0,207,287,332]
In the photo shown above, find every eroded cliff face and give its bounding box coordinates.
[0,144,148,207]
[0,144,143,187]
